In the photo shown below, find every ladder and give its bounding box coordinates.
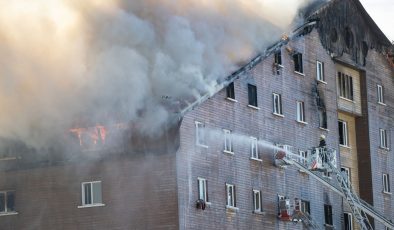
[293,211,321,230]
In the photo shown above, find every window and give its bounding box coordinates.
[299,150,307,165]
[81,181,103,206]
[223,129,233,153]
[198,178,208,202]
[344,212,353,230]
[226,82,235,100]
[377,84,384,104]
[248,84,258,107]
[293,53,303,73]
[274,50,282,66]
[338,120,348,147]
[250,137,259,160]
[341,167,351,183]
[317,61,325,82]
[380,128,389,149]
[296,101,305,122]
[0,191,15,214]
[338,72,353,100]
[226,184,236,208]
[319,109,328,129]
[253,189,262,212]
[301,200,310,214]
[273,93,283,115]
[195,121,207,147]
[383,174,390,193]
[324,204,333,225]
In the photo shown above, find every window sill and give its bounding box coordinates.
[339,145,351,149]
[317,80,327,84]
[226,205,239,212]
[319,127,329,132]
[247,105,260,110]
[379,146,390,151]
[226,97,238,102]
[250,157,262,162]
[77,203,106,209]
[294,71,305,76]
[275,64,284,68]
[339,96,354,103]
[223,150,235,155]
[383,191,392,195]
[324,224,334,229]
[296,120,308,125]
[0,212,18,217]
[253,210,266,215]
[273,113,284,118]
[196,144,209,148]
[378,102,386,106]
[298,169,309,174]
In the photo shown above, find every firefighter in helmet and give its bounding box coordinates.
[319,134,326,148]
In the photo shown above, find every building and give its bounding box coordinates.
[0,0,393,229]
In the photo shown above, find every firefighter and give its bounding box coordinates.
[319,134,326,148]
[319,135,327,164]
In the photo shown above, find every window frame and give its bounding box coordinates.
[377,84,385,104]
[341,167,351,183]
[252,189,262,212]
[316,61,325,82]
[0,190,16,214]
[80,181,104,208]
[223,129,233,154]
[337,72,354,101]
[274,50,282,66]
[197,177,208,202]
[248,84,258,108]
[273,93,283,116]
[296,101,306,123]
[324,204,333,226]
[319,109,328,129]
[250,137,260,160]
[379,128,389,149]
[226,184,236,208]
[338,120,349,147]
[301,200,310,214]
[344,212,353,230]
[226,82,236,101]
[299,150,307,165]
[383,174,391,193]
[195,121,207,147]
[293,53,304,74]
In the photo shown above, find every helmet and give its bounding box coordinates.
[320,134,326,140]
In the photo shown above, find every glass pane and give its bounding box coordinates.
[92,182,102,204]
[6,192,15,212]
[84,183,92,205]
[0,193,5,212]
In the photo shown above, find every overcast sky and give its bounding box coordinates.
[359,0,394,42]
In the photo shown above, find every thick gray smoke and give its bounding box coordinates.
[0,0,315,147]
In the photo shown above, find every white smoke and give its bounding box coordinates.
[0,0,315,147]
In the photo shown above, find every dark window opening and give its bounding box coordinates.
[344,213,353,230]
[293,53,303,73]
[324,204,333,225]
[338,72,353,100]
[274,51,282,66]
[248,84,258,107]
[319,109,327,129]
[0,191,15,213]
[226,82,235,99]
[345,27,354,49]
[301,200,310,214]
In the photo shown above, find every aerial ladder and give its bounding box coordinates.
[274,145,394,230]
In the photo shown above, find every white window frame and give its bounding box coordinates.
[338,72,354,101]
[377,84,385,104]
[380,128,389,149]
[79,181,104,208]
[226,184,236,208]
[253,189,262,212]
[299,150,307,165]
[296,101,306,123]
[0,191,16,214]
[341,167,351,183]
[223,129,233,154]
[383,174,391,193]
[316,61,325,82]
[195,121,207,147]
[339,120,349,147]
[301,200,310,214]
[273,93,283,116]
[197,178,208,202]
[250,137,260,160]
[344,212,353,230]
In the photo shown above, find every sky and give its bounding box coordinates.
[359,0,394,42]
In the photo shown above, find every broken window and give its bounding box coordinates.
[338,120,349,147]
[319,109,328,129]
[377,84,385,104]
[324,204,333,225]
[248,84,258,107]
[197,178,208,202]
[226,184,236,208]
[344,212,353,230]
[380,128,388,149]
[223,129,233,153]
[296,101,305,122]
[383,174,390,193]
[273,93,283,115]
[274,50,282,66]
[253,189,262,212]
[250,137,259,160]
[0,191,15,213]
[226,82,235,100]
[337,72,353,100]
[81,181,102,206]
[293,53,303,73]
[316,61,325,82]
[195,121,207,147]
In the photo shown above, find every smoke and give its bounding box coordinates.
[0,0,315,147]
